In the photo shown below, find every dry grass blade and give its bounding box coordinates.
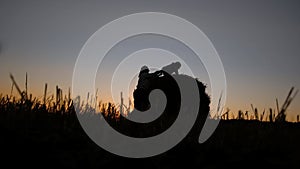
[275,87,298,123]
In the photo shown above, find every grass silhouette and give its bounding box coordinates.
[0,73,299,168]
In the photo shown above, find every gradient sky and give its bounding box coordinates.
[0,0,299,121]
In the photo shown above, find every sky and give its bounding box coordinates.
[0,0,299,121]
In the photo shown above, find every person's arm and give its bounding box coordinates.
[154,70,163,76]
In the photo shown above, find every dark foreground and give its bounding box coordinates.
[1,117,299,169]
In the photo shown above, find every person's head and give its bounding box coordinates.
[140,65,149,73]
[174,62,181,69]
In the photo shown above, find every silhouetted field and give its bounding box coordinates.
[0,94,299,169]
[1,72,299,168]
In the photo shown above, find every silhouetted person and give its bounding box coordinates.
[162,62,181,75]
[137,65,161,90]
[132,62,210,140]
